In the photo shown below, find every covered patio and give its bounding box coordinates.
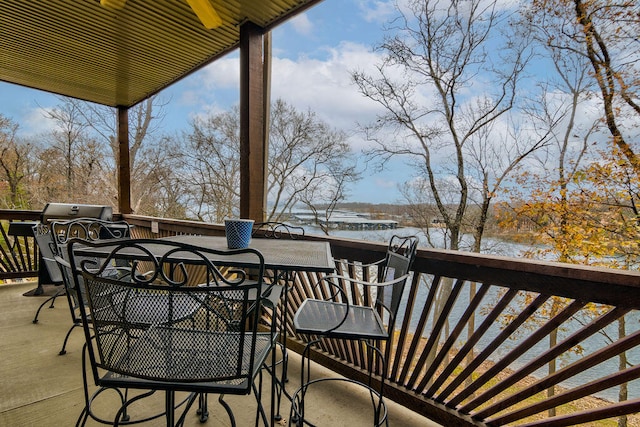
[3,1,640,426]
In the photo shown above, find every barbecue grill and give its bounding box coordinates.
[40,203,112,224]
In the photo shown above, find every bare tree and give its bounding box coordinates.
[43,99,95,197]
[351,0,550,386]
[531,0,640,176]
[182,100,359,226]
[134,137,188,219]
[352,0,541,251]
[65,96,170,214]
[267,99,359,226]
[511,6,638,421]
[297,157,359,235]
[0,115,33,208]
[181,108,241,222]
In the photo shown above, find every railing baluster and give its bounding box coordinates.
[517,398,640,427]
[489,363,640,425]
[472,328,640,420]
[438,293,550,403]
[407,278,466,391]
[455,299,586,411]
[389,273,421,382]
[417,283,491,392]
[397,274,440,385]
[426,288,519,397]
[472,306,630,419]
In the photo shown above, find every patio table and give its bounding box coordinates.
[72,234,334,273]
[161,235,335,274]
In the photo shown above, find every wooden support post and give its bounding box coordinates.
[117,106,132,214]
[239,21,266,222]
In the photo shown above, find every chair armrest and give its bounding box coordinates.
[318,272,410,289]
[340,258,385,270]
[54,255,70,269]
[260,282,282,308]
[307,273,410,304]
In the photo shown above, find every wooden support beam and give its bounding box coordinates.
[239,21,266,221]
[117,106,132,214]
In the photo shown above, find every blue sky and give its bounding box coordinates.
[0,1,411,204]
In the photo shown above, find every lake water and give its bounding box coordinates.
[303,225,639,402]
[305,224,546,257]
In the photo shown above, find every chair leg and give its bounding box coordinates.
[271,339,277,427]
[253,370,269,427]
[196,393,209,422]
[165,391,175,427]
[76,343,92,427]
[290,339,317,426]
[290,340,389,427]
[32,288,64,323]
[175,392,200,426]
[365,342,389,427]
[218,394,237,427]
[272,341,289,421]
[59,321,81,355]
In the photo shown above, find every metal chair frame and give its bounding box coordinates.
[67,237,278,427]
[31,223,65,324]
[290,235,419,427]
[48,218,132,355]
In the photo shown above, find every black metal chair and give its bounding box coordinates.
[251,222,306,420]
[49,218,133,355]
[290,235,419,426]
[252,222,305,240]
[31,223,65,324]
[31,219,131,328]
[67,237,278,427]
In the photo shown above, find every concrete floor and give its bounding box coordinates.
[0,281,440,426]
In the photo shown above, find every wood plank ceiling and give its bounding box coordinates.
[0,0,322,108]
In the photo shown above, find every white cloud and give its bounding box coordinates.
[192,40,389,152]
[21,107,57,137]
[198,57,241,90]
[270,42,386,134]
[290,13,314,36]
[358,0,397,23]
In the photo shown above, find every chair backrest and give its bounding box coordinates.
[51,218,132,311]
[376,235,419,321]
[67,238,267,388]
[32,223,63,283]
[252,222,305,239]
[50,217,131,249]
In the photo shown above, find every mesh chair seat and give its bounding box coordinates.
[294,299,387,340]
[105,326,274,390]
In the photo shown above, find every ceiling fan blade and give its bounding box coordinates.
[98,0,221,29]
[186,0,222,29]
[100,0,127,10]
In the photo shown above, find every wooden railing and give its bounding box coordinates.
[3,211,640,426]
[0,210,40,280]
